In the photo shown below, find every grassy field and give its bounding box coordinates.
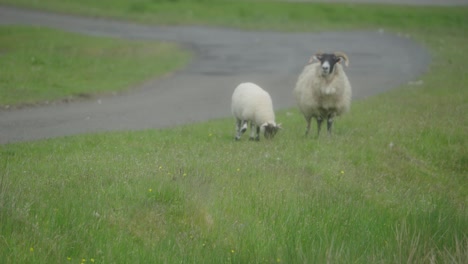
[0,26,190,107]
[0,1,467,263]
[1,0,467,31]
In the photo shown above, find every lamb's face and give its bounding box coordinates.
[263,123,281,139]
[315,53,341,76]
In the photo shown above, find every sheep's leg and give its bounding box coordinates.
[248,122,260,141]
[241,120,248,133]
[249,121,256,141]
[305,116,313,136]
[235,119,248,140]
[327,113,336,135]
[255,126,260,141]
[327,117,334,135]
[235,119,242,140]
[316,117,323,136]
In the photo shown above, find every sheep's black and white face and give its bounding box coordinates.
[315,53,341,76]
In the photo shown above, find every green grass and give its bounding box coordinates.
[1,72,466,263]
[0,26,190,106]
[1,0,467,31]
[0,1,467,263]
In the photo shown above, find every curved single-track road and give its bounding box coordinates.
[0,5,438,143]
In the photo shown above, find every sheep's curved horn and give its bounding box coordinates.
[334,51,349,67]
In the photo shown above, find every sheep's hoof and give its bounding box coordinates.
[235,137,241,141]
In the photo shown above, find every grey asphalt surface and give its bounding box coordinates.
[0,5,435,144]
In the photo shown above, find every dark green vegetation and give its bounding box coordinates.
[0,0,467,263]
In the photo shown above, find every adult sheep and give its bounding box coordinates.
[293,51,352,136]
[231,82,281,141]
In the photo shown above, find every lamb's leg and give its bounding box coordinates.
[255,126,260,141]
[235,119,242,140]
[241,120,248,133]
[248,121,255,140]
[235,119,248,140]
[249,122,259,141]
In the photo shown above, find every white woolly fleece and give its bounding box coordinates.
[293,62,352,120]
[231,82,276,127]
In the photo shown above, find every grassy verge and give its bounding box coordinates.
[1,61,466,262]
[0,1,467,263]
[1,0,467,31]
[0,26,190,107]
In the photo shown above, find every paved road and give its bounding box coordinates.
[0,6,432,144]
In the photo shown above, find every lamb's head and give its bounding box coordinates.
[309,52,349,77]
[261,122,282,139]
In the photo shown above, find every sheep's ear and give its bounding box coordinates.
[308,54,320,64]
[310,52,324,63]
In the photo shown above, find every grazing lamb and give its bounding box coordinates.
[293,51,352,136]
[231,82,281,141]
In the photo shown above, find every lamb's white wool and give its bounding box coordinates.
[293,52,352,136]
[231,82,280,141]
